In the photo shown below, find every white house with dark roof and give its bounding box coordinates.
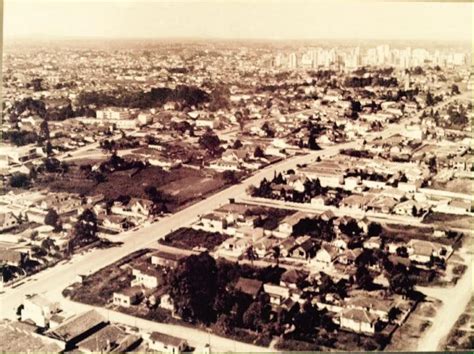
[148,332,187,354]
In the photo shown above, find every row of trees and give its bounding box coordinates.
[77,85,211,110]
[344,76,398,88]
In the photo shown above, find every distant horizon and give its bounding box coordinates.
[4,1,472,43]
[3,35,471,49]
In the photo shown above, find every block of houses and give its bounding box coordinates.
[113,287,143,308]
[148,332,187,354]
[21,294,61,328]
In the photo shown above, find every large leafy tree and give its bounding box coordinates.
[72,209,98,247]
[168,252,218,324]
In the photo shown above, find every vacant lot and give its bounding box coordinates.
[382,223,460,247]
[63,249,150,306]
[386,298,440,351]
[40,165,227,212]
[423,212,472,230]
[432,179,472,195]
[159,227,230,251]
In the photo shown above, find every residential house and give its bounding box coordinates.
[345,295,393,322]
[158,293,175,312]
[148,332,187,354]
[111,198,153,219]
[289,239,316,260]
[311,244,339,267]
[337,249,363,266]
[0,212,19,232]
[131,264,165,289]
[365,195,398,214]
[393,199,428,216]
[278,237,298,257]
[339,308,380,335]
[254,237,279,258]
[21,294,61,328]
[45,310,108,351]
[263,284,291,306]
[151,251,186,269]
[76,325,141,353]
[280,269,308,290]
[219,237,251,257]
[277,211,307,237]
[113,287,143,308]
[340,195,367,212]
[234,277,263,299]
[197,212,228,233]
[100,215,134,233]
[363,237,382,250]
[0,248,28,267]
[407,239,451,264]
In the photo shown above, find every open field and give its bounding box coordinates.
[39,165,227,212]
[386,297,441,351]
[423,212,472,230]
[432,178,472,195]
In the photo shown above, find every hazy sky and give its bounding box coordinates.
[3,0,473,42]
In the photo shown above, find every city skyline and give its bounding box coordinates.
[3,0,473,42]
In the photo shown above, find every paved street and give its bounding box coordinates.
[414,250,472,351]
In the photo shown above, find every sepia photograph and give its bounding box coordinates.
[0,0,472,352]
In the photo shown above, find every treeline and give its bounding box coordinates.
[344,76,398,88]
[8,97,96,122]
[77,85,211,109]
